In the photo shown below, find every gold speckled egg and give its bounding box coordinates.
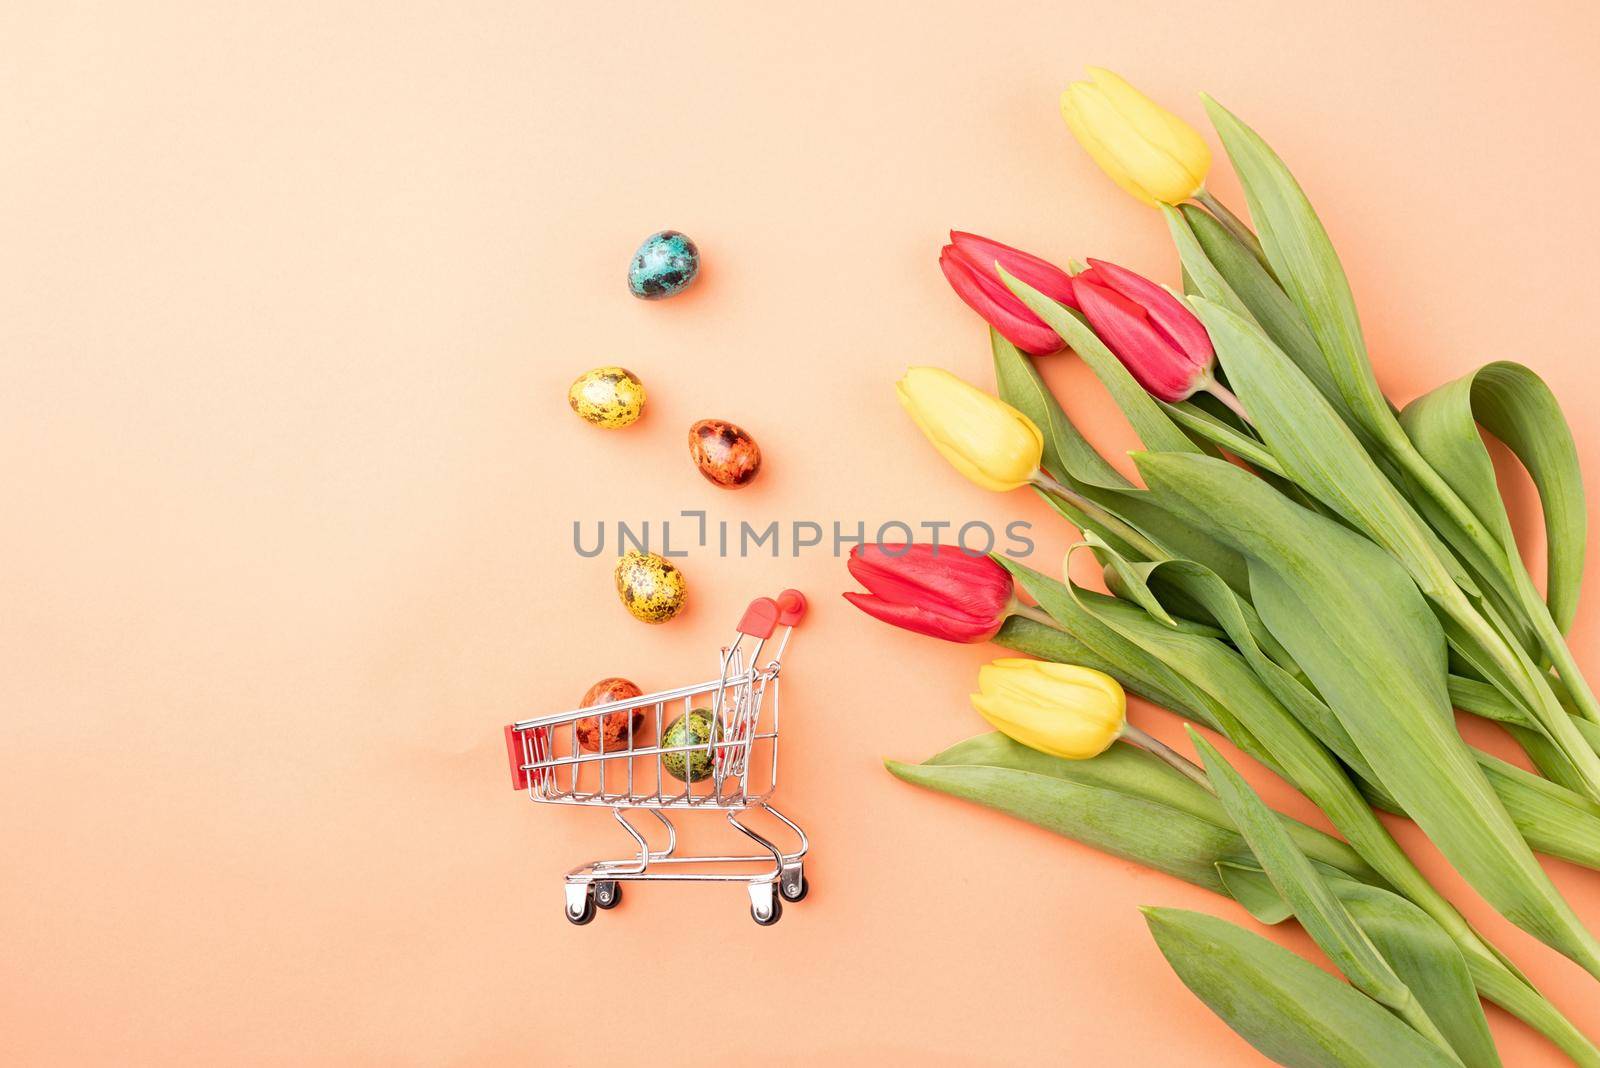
[614,550,686,624]
[568,366,646,428]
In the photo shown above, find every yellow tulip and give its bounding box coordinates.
[1060,67,1210,207]
[970,658,1127,760]
[896,367,1044,492]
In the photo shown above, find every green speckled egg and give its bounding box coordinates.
[614,550,686,623]
[661,708,720,782]
[568,366,646,428]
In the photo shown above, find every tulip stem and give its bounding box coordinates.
[1010,602,1063,629]
[1194,188,1273,275]
[1206,381,1252,424]
[1123,723,1214,792]
[1031,473,1168,563]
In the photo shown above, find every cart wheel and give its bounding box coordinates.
[780,871,809,903]
[594,881,622,910]
[751,896,783,926]
[565,892,597,926]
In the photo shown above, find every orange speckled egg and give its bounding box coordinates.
[575,677,649,753]
[688,419,761,488]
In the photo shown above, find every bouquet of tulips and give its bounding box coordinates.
[849,69,1600,1067]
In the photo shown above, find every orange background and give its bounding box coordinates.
[4,2,1598,1064]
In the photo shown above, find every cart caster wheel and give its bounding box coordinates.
[565,893,597,926]
[751,896,783,926]
[594,881,622,910]
[780,872,808,903]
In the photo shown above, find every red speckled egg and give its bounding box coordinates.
[688,419,761,488]
[575,677,649,753]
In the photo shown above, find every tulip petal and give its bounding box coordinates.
[842,592,998,643]
[1063,83,1206,206]
[847,543,1013,622]
[972,659,1126,759]
[1075,277,1205,402]
[940,248,1064,355]
[981,659,1125,714]
[942,246,1039,320]
[896,368,1045,492]
[949,232,1079,308]
[1086,258,1215,366]
[1061,88,1154,206]
[1085,68,1212,190]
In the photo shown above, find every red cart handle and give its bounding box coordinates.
[504,724,530,791]
[737,589,806,639]
[776,589,806,626]
[737,597,780,639]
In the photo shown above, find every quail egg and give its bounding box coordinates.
[688,419,761,488]
[627,230,700,300]
[575,677,648,753]
[568,366,646,428]
[614,550,686,624]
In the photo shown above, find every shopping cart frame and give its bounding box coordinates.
[504,589,810,925]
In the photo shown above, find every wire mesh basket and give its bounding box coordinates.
[504,590,810,924]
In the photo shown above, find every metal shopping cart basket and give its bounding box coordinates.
[504,589,810,926]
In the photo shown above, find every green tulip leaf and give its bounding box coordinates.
[1475,752,1600,870]
[1086,532,1175,626]
[990,326,1131,490]
[989,329,1250,589]
[1161,397,1286,475]
[886,734,1372,893]
[1202,97,1393,450]
[1192,731,1464,1060]
[1449,675,1600,754]
[1190,295,1600,794]
[1144,908,1459,1068]
[1214,864,1501,1068]
[992,615,1196,719]
[1166,201,1354,432]
[1188,295,1471,599]
[1089,539,1600,872]
[1067,542,1499,937]
[1202,96,1598,736]
[1401,362,1594,724]
[1135,448,1600,977]
[1215,861,1294,924]
[1336,884,1500,1068]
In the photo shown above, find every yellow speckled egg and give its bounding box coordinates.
[568,366,646,428]
[614,550,686,623]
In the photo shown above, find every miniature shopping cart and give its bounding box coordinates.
[504,589,810,926]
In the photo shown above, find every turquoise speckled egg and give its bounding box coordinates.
[627,230,699,300]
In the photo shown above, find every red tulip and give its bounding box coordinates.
[844,543,1014,643]
[939,231,1079,356]
[1073,258,1217,402]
